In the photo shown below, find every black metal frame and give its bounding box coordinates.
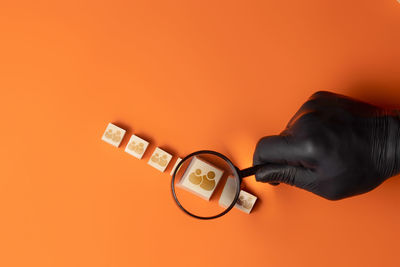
[171,150,262,220]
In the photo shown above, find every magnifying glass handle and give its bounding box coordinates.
[238,164,266,179]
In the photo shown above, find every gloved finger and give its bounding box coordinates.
[253,135,306,165]
[255,164,316,189]
[285,91,342,128]
[306,91,379,116]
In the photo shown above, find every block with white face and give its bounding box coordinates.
[236,190,257,214]
[101,123,126,147]
[147,147,172,172]
[178,156,224,200]
[170,157,182,176]
[219,176,257,214]
[125,134,149,159]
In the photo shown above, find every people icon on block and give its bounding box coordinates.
[147,147,172,172]
[112,130,122,142]
[151,153,168,167]
[189,169,202,185]
[128,141,145,154]
[105,129,113,139]
[179,157,224,200]
[102,123,126,147]
[104,128,122,143]
[135,143,145,154]
[128,141,136,151]
[237,194,253,209]
[188,168,216,191]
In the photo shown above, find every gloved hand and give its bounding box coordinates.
[253,91,400,200]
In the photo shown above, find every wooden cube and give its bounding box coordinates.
[219,176,257,214]
[178,156,224,200]
[170,157,182,176]
[101,123,126,147]
[125,134,149,159]
[236,190,257,214]
[147,147,172,172]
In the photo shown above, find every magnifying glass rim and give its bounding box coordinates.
[171,150,241,220]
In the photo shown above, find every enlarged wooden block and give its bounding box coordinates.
[101,123,126,147]
[219,176,257,214]
[178,156,224,200]
[170,157,182,176]
[125,134,149,159]
[147,147,172,172]
[219,176,238,208]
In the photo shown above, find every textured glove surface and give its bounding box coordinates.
[253,91,400,200]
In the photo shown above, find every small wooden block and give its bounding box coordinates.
[170,157,182,176]
[219,176,257,214]
[125,134,149,159]
[236,190,257,214]
[147,147,172,172]
[101,123,126,147]
[178,156,224,200]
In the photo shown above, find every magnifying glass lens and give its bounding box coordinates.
[172,152,241,219]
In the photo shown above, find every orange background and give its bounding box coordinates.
[1,1,400,266]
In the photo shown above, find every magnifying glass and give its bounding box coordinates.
[171,150,264,220]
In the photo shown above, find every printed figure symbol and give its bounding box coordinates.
[112,130,122,142]
[128,141,137,151]
[151,153,160,163]
[105,129,122,143]
[189,169,202,185]
[158,155,168,167]
[128,141,145,154]
[151,153,168,166]
[200,171,216,191]
[188,169,216,191]
[105,129,113,139]
[135,143,144,154]
[237,195,252,209]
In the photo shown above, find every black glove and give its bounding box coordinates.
[253,91,400,200]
